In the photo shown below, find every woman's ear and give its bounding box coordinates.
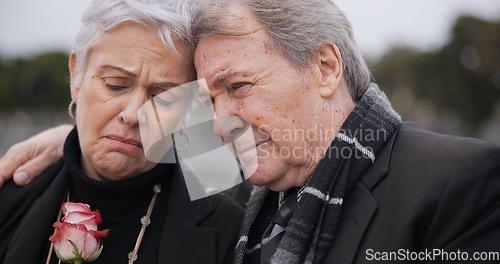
[316,43,343,98]
[68,52,80,102]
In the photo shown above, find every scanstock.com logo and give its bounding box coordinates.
[138,79,258,200]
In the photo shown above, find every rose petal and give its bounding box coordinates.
[63,211,100,230]
[53,223,87,260]
[82,232,99,260]
[52,222,63,229]
[50,222,103,261]
[62,202,92,214]
[90,229,110,239]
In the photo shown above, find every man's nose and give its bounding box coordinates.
[212,96,248,143]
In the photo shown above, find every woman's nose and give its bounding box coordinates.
[119,92,148,127]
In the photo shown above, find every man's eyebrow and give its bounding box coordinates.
[213,70,237,88]
[101,65,136,77]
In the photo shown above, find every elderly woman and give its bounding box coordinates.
[0,0,243,263]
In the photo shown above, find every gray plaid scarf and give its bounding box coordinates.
[234,83,401,264]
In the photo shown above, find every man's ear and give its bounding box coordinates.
[68,52,80,102]
[315,43,343,98]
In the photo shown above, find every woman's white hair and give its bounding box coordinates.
[73,0,193,83]
[192,0,372,101]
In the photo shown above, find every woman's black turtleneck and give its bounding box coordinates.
[50,128,172,264]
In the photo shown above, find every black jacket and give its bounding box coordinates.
[325,122,500,263]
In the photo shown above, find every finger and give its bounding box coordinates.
[0,146,26,184]
[13,153,58,185]
[0,155,5,188]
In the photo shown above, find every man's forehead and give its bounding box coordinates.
[194,37,248,74]
[221,2,263,33]
[193,1,264,47]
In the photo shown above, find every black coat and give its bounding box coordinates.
[325,122,500,263]
[0,161,244,264]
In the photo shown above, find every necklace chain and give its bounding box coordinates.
[128,183,162,264]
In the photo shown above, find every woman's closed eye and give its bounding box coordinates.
[152,89,181,108]
[102,77,131,91]
[153,95,175,107]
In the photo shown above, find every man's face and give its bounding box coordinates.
[194,7,335,191]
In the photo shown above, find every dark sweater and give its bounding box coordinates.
[48,128,172,264]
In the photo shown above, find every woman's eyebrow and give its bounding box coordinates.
[100,65,136,77]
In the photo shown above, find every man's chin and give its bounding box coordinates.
[247,172,272,187]
[248,173,290,192]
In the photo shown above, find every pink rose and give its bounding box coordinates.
[49,202,109,263]
[61,202,103,231]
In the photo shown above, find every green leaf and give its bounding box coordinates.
[68,239,83,261]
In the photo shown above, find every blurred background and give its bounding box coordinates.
[0,0,499,155]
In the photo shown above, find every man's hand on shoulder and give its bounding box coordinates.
[0,124,72,188]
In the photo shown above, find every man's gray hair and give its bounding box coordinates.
[192,0,371,101]
[73,0,193,83]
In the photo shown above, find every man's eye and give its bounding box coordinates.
[102,78,129,91]
[231,82,250,90]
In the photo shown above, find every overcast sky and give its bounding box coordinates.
[0,0,499,60]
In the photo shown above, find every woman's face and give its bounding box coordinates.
[70,22,195,181]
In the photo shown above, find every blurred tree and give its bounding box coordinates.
[0,52,70,112]
[374,16,500,135]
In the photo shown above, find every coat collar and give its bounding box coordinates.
[4,164,69,264]
[324,129,398,263]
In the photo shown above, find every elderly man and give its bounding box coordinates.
[2,0,500,263]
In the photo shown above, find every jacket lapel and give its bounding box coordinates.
[325,182,377,263]
[323,132,397,263]
[4,165,69,264]
[158,164,217,264]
